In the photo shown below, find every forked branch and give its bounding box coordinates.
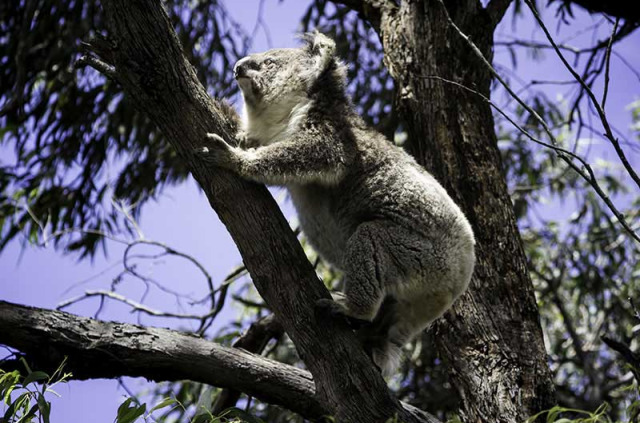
[523,0,640,191]
[434,0,640,244]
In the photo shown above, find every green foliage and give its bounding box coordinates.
[0,0,248,257]
[113,393,264,423]
[208,408,265,423]
[0,358,70,423]
[116,398,147,423]
[526,403,618,422]
[630,100,640,138]
[509,100,640,416]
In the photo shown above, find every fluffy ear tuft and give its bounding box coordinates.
[300,30,336,71]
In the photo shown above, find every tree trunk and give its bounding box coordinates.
[367,0,557,420]
[82,0,436,422]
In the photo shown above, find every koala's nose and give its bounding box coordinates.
[234,58,259,79]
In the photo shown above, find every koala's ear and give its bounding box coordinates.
[301,31,336,72]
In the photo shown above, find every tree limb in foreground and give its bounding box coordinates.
[0,301,439,422]
[211,314,284,414]
[0,300,323,419]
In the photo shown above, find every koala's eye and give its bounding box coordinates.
[263,58,275,67]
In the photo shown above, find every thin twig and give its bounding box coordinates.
[196,282,230,336]
[112,198,145,239]
[423,74,640,244]
[601,18,619,110]
[495,38,579,54]
[432,0,640,244]
[75,55,118,81]
[249,0,273,49]
[57,290,219,321]
[20,197,229,332]
[232,295,267,309]
[612,50,640,83]
[523,0,640,191]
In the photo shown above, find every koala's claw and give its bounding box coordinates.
[205,133,227,144]
[195,133,234,165]
[315,298,368,330]
[194,145,220,163]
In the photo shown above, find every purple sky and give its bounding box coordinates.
[0,1,309,421]
[1,1,639,421]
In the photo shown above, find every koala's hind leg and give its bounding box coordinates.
[334,221,396,322]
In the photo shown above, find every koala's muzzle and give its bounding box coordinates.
[234,58,259,79]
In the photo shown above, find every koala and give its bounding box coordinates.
[199,32,476,377]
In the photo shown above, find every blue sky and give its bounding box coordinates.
[1,1,639,421]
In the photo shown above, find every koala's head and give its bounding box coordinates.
[234,31,346,112]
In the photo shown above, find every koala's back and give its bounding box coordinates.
[227,31,475,376]
[288,123,475,294]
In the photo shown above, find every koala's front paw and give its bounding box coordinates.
[195,133,236,168]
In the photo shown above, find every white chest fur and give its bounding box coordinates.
[243,97,311,146]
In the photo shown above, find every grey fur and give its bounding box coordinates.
[200,32,475,377]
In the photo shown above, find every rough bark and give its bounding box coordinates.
[211,315,284,414]
[0,301,439,422]
[0,301,322,419]
[3,0,438,422]
[331,0,556,421]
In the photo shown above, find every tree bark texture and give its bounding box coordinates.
[0,301,439,423]
[338,0,557,421]
[211,315,284,414]
[63,0,436,422]
[0,301,322,418]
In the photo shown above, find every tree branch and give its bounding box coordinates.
[75,55,118,81]
[371,0,558,419]
[557,0,640,23]
[601,336,640,387]
[212,314,284,414]
[524,0,640,192]
[434,0,640,243]
[77,0,432,421]
[0,301,439,423]
[485,0,513,28]
[56,289,213,321]
[0,300,323,419]
[329,0,397,32]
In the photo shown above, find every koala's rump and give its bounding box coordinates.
[287,161,473,279]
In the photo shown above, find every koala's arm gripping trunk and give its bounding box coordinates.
[235,135,350,186]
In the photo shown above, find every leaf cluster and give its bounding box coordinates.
[0,358,70,423]
[0,0,248,257]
